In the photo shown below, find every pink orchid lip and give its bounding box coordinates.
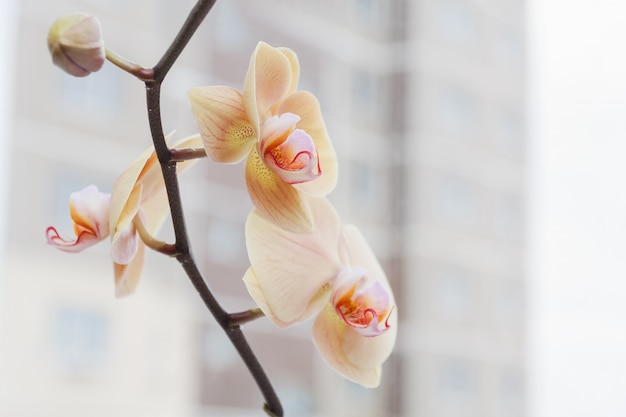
[332,267,394,337]
[46,226,101,252]
[261,113,321,184]
[46,185,111,253]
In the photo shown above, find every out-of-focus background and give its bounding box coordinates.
[0,0,625,416]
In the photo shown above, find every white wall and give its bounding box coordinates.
[529,1,626,416]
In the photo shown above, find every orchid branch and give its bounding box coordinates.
[142,1,283,416]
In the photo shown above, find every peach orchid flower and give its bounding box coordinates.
[46,185,111,251]
[243,197,397,387]
[46,134,202,297]
[109,133,202,296]
[188,41,337,232]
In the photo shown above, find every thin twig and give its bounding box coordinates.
[170,147,207,162]
[229,308,266,327]
[105,49,153,81]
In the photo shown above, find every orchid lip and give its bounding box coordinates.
[262,127,321,184]
[46,226,100,252]
[332,267,394,337]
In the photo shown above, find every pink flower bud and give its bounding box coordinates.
[47,12,105,77]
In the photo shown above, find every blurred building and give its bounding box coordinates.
[0,0,525,416]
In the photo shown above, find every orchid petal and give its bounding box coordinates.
[312,302,397,388]
[259,113,301,151]
[139,190,170,235]
[110,215,139,265]
[340,225,390,289]
[277,47,300,97]
[110,183,142,261]
[311,225,398,386]
[109,134,203,295]
[46,185,110,253]
[69,185,111,237]
[244,147,313,232]
[114,241,146,297]
[244,42,293,122]
[110,134,202,237]
[243,267,330,328]
[244,197,343,324]
[279,91,337,196]
[109,145,155,239]
[188,86,256,163]
[338,225,396,331]
[137,135,203,233]
[242,267,284,324]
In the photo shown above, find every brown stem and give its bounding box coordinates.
[229,308,265,327]
[170,147,207,162]
[142,1,283,415]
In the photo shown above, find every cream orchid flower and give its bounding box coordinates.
[46,185,111,251]
[46,135,202,297]
[243,197,397,387]
[188,41,337,233]
[109,133,202,297]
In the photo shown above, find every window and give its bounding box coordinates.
[495,280,524,325]
[495,27,523,65]
[439,86,475,136]
[206,218,244,264]
[437,0,477,44]
[439,359,474,409]
[351,68,379,121]
[350,160,375,207]
[202,327,238,371]
[60,63,120,116]
[278,379,315,417]
[52,307,108,373]
[437,268,473,320]
[499,368,524,413]
[493,193,522,240]
[495,110,524,154]
[214,1,252,51]
[354,0,380,22]
[437,176,475,226]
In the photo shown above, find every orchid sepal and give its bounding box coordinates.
[109,134,202,296]
[188,86,256,163]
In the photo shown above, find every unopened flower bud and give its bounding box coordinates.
[47,12,105,77]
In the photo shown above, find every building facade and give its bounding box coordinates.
[1,1,525,416]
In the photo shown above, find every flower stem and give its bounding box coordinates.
[169,147,207,162]
[133,216,177,256]
[229,308,265,327]
[105,49,153,81]
[142,1,283,415]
